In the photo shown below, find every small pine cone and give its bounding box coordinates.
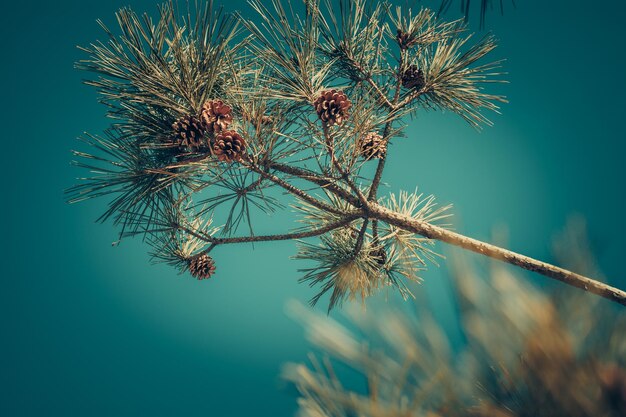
[200,99,234,133]
[172,115,205,149]
[401,65,426,90]
[313,89,352,126]
[370,247,387,266]
[188,254,216,280]
[358,132,386,160]
[213,130,247,162]
[396,29,411,49]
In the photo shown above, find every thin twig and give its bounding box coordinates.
[209,215,360,246]
[368,53,405,199]
[243,160,346,215]
[264,161,362,207]
[344,54,394,110]
[323,125,370,209]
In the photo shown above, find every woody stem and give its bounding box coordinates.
[368,203,626,307]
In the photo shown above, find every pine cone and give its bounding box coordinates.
[401,65,426,90]
[188,254,216,280]
[213,130,247,162]
[358,132,386,160]
[396,29,411,49]
[172,115,205,149]
[313,89,352,126]
[370,247,387,266]
[200,100,234,133]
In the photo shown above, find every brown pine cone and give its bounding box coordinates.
[188,254,216,280]
[172,115,205,149]
[213,130,247,162]
[396,29,411,49]
[358,132,386,160]
[370,247,387,266]
[313,89,352,126]
[401,65,426,90]
[200,99,234,133]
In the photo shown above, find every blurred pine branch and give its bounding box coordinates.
[284,218,626,416]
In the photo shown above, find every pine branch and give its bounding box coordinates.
[368,203,626,306]
[69,0,626,310]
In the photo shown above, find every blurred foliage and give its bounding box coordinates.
[285,217,626,416]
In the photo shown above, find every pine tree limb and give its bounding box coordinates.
[368,203,626,306]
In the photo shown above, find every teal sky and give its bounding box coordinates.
[2,0,626,416]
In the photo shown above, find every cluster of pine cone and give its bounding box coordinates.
[172,99,247,162]
[182,90,386,279]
